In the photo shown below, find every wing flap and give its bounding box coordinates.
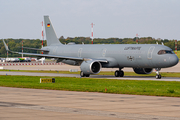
[18,47,49,52]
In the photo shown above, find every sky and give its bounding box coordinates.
[0,0,180,40]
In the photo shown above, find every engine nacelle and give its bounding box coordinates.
[80,60,101,74]
[133,68,153,74]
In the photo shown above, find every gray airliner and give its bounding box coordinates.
[3,16,179,79]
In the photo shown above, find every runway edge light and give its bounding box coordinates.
[40,78,55,83]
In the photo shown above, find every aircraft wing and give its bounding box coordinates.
[18,52,85,61]
[2,39,108,63]
[18,47,49,52]
[16,52,108,63]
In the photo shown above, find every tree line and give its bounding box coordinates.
[0,37,179,57]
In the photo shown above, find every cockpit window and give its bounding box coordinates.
[158,50,174,55]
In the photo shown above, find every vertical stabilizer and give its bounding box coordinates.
[44,16,62,46]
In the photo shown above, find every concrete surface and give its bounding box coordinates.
[2,61,180,72]
[0,71,180,81]
[1,87,180,120]
[1,62,179,81]
[0,62,180,119]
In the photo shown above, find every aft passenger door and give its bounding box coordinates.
[147,46,155,66]
[78,48,83,57]
[147,46,155,59]
[102,48,107,57]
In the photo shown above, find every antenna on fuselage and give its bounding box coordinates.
[161,42,164,45]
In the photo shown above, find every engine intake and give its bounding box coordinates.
[80,60,101,74]
[133,68,153,74]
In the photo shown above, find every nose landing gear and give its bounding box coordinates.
[155,68,161,79]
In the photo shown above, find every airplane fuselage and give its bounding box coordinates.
[42,44,179,69]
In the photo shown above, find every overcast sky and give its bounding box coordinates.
[0,0,180,40]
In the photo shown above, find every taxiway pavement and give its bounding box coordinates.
[1,61,180,72]
[0,87,180,120]
[1,62,180,81]
[0,71,180,81]
[1,63,180,119]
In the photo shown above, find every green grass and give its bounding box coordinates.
[0,69,75,74]
[99,71,180,77]
[174,50,180,59]
[1,69,180,77]
[1,75,180,97]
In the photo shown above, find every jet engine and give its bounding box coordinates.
[133,68,153,74]
[80,60,101,74]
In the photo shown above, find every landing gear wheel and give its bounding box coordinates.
[156,75,159,79]
[119,70,124,77]
[115,70,120,77]
[80,71,90,77]
[158,75,161,79]
[80,71,85,77]
[155,68,161,79]
[156,75,161,79]
[115,69,124,77]
[85,74,90,77]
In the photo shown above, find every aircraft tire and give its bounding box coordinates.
[85,74,90,77]
[119,70,124,77]
[156,75,161,79]
[115,70,120,77]
[158,75,161,79]
[80,71,85,77]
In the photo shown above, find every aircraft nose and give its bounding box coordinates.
[169,55,179,66]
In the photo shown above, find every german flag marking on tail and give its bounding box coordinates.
[47,23,50,27]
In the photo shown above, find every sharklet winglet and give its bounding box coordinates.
[2,39,9,51]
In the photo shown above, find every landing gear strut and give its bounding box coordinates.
[80,71,90,77]
[115,68,124,77]
[155,68,161,79]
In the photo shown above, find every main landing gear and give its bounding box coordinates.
[115,68,124,77]
[155,68,161,79]
[80,71,90,77]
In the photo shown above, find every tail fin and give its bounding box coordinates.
[44,16,62,46]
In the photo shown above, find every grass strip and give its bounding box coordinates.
[174,50,180,59]
[0,70,180,78]
[0,75,180,97]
